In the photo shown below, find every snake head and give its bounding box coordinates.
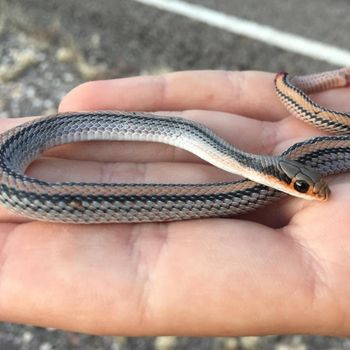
[278,159,330,201]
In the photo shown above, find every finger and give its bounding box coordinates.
[59,70,350,123]
[26,158,238,184]
[0,219,328,335]
[59,70,288,121]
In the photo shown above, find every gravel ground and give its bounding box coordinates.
[0,0,349,349]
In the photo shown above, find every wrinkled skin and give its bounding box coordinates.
[0,70,350,336]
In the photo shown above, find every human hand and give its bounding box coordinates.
[1,70,349,335]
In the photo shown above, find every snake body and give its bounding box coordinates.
[0,68,349,223]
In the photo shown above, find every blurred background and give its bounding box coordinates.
[0,0,349,349]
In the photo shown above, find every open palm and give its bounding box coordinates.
[1,70,349,335]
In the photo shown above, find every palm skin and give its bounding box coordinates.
[0,70,349,335]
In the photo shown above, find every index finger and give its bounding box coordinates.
[59,70,287,121]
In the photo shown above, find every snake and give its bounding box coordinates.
[0,68,349,223]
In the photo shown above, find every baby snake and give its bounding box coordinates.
[0,68,349,223]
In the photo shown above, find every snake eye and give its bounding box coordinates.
[293,180,310,193]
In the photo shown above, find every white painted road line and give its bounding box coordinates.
[133,0,350,66]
